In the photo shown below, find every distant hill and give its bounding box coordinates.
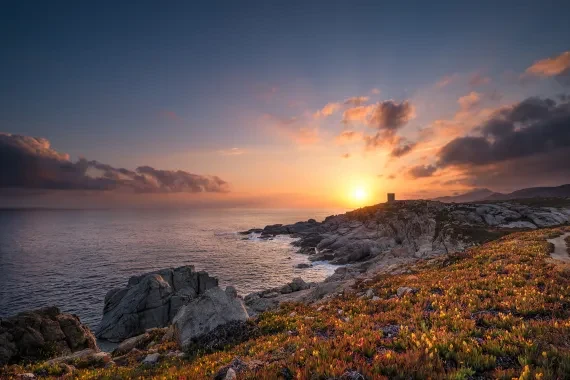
[433,188,496,203]
[434,183,570,203]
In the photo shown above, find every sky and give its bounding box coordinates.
[1,0,570,208]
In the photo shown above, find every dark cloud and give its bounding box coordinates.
[407,164,437,179]
[390,140,416,158]
[369,100,415,131]
[362,100,415,150]
[417,95,570,188]
[0,133,229,193]
[439,96,570,167]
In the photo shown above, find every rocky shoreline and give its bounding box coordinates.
[242,199,570,266]
[2,199,570,377]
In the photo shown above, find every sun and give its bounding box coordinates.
[352,187,368,203]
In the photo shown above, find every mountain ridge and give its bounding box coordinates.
[433,183,570,203]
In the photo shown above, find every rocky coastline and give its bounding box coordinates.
[2,199,570,378]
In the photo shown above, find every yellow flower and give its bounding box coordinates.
[542,351,547,358]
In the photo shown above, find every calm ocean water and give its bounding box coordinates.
[0,208,344,330]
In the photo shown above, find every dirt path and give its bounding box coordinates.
[547,232,570,263]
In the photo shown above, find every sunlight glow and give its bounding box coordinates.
[352,187,368,203]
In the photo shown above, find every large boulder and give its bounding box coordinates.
[173,286,249,349]
[96,266,218,342]
[0,306,97,365]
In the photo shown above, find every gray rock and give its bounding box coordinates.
[96,266,218,342]
[396,287,416,297]
[224,368,237,380]
[280,284,293,294]
[142,352,160,365]
[295,263,312,269]
[500,221,537,229]
[173,286,249,349]
[17,373,36,379]
[112,332,150,356]
[0,306,97,365]
[289,277,309,292]
[46,348,111,367]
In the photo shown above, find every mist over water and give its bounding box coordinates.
[0,208,343,330]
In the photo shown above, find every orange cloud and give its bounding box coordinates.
[344,96,369,106]
[218,148,246,156]
[458,91,482,110]
[261,114,320,145]
[525,51,570,77]
[342,104,375,124]
[336,130,363,144]
[313,102,341,119]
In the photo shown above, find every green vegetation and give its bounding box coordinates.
[4,227,570,379]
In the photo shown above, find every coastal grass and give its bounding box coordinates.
[4,227,570,379]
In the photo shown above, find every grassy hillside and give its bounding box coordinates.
[4,227,570,379]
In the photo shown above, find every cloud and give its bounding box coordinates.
[469,72,491,86]
[407,164,437,178]
[370,88,381,95]
[432,96,570,187]
[390,140,416,158]
[341,104,374,125]
[340,100,418,152]
[341,153,351,159]
[439,96,568,166]
[361,100,416,150]
[458,91,482,110]
[0,133,229,193]
[369,100,415,131]
[262,114,320,145]
[336,130,362,144]
[525,51,570,77]
[344,96,369,107]
[218,147,246,156]
[436,74,458,88]
[313,102,341,119]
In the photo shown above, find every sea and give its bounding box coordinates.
[0,208,344,331]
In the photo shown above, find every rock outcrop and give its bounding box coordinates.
[173,286,249,349]
[0,306,97,365]
[96,265,218,342]
[248,200,570,266]
[243,276,357,316]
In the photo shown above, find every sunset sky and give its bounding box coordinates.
[1,1,570,208]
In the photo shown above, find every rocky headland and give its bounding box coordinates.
[242,199,570,267]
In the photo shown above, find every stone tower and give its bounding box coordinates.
[387,193,395,203]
